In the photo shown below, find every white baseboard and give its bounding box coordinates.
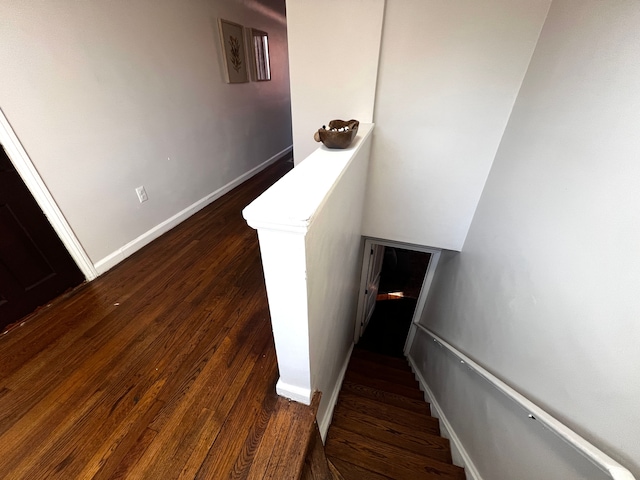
[318,343,354,442]
[407,354,483,480]
[276,378,312,405]
[94,146,292,274]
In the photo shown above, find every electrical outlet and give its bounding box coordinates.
[135,186,148,203]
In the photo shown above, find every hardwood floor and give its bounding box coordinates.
[326,347,465,480]
[0,157,320,479]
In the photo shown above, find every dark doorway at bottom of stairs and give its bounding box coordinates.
[357,297,417,358]
[358,247,430,358]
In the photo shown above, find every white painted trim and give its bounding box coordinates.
[363,237,442,256]
[0,108,98,280]
[275,378,312,405]
[354,238,375,343]
[407,353,483,480]
[403,249,441,354]
[94,146,292,274]
[414,326,637,480]
[318,342,354,443]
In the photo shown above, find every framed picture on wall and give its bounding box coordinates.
[218,18,248,83]
[249,28,271,81]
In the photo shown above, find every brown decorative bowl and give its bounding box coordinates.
[313,119,359,149]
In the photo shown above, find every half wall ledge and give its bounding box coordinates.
[242,124,374,421]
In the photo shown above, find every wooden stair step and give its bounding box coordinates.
[326,349,464,479]
[331,407,450,462]
[333,401,440,438]
[335,391,439,433]
[327,456,392,480]
[351,348,411,371]
[344,369,424,401]
[301,420,333,480]
[326,426,465,480]
[348,355,418,388]
[327,458,349,480]
[341,380,431,415]
[245,392,320,479]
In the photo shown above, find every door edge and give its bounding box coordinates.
[0,108,98,280]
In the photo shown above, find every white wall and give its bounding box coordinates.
[305,129,373,434]
[362,0,550,251]
[243,125,374,436]
[0,0,292,268]
[416,0,640,476]
[285,0,384,164]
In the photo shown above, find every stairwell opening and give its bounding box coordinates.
[354,239,441,358]
[329,240,463,479]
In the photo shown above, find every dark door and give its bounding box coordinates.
[0,143,84,332]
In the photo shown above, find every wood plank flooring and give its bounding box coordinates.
[0,157,321,479]
[326,347,465,480]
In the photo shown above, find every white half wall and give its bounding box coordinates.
[305,131,373,430]
[362,0,551,250]
[244,125,374,432]
[417,0,640,476]
[285,0,384,164]
[0,0,292,267]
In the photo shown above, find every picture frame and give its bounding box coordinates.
[218,18,248,83]
[249,28,271,82]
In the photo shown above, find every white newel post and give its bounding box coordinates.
[254,227,312,404]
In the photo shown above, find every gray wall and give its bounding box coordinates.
[0,0,292,267]
[286,0,384,164]
[285,0,550,251]
[415,0,640,477]
[362,0,550,251]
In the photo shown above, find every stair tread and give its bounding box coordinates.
[348,355,418,388]
[326,350,464,479]
[344,369,424,400]
[331,407,451,462]
[336,391,439,432]
[326,426,465,480]
[341,380,431,415]
[350,349,414,372]
[252,393,320,479]
[327,457,393,480]
[327,458,349,480]
[351,348,411,371]
[333,401,440,438]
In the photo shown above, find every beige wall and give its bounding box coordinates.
[0,0,292,267]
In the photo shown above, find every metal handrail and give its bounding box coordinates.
[415,324,636,480]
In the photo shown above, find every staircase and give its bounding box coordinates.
[324,347,465,479]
